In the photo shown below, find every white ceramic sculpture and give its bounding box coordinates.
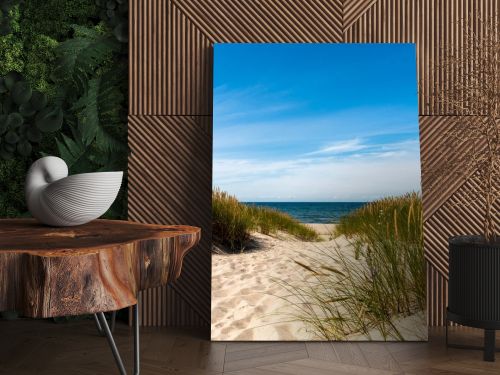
[25,156,123,226]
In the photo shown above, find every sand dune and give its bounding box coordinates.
[211,224,426,341]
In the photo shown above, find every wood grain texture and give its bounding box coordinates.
[0,219,200,318]
[129,0,499,327]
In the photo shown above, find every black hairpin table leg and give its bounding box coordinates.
[94,303,140,374]
[94,311,117,336]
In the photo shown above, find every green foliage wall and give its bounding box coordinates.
[0,0,128,218]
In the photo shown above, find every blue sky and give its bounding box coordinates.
[213,43,421,202]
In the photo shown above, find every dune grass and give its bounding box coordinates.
[276,192,425,340]
[212,188,319,252]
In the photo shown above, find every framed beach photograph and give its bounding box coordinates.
[211,43,425,341]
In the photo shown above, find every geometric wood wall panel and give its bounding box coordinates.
[345,0,500,116]
[173,0,344,43]
[129,0,499,328]
[343,0,379,31]
[128,115,212,326]
[419,116,473,220]
[129,0,168,115]
[427,262,448,326]
[424,174,500,278]
[166,2,213,115]
[129,0,213,115]
[169,0,344,115]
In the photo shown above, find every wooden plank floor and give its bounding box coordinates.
[1,319,500,374]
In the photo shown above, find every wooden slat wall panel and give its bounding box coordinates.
[167,2,213,115]
[173,0,343,43]
[343,0,379,31]
[344,0,500,116]
[427,263,447,327]
[424,175,500,277]
[343,0,499,328]
[129,0,499,328]
[130,0,344,328]
[129,0,168,115]
[128,115,212,326]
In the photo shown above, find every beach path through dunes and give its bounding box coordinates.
[211,224,339,341]
[211,224,427,341]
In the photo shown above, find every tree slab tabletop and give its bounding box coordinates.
[0,219,201,318]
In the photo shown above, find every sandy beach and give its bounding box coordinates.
[211,224,426,341]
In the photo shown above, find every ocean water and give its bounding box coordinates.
[243,202,367,224]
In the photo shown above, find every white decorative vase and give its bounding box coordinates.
[25,156,123,227]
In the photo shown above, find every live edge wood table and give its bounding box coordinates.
[0,219,201,375]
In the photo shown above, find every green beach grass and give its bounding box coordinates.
[276,192,425,340]
[212,188,319,252]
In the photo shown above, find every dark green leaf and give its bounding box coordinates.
[72,74,126,152]
[4,130,19,144]
[17,141,32,156]
[26,127,42,143]
[30,91,48,111]
[3,142,15,152]
[56,131,92,172]
[3,72,22,90]
[0,115,7,134]
[0,78,7,94]
[0,148,13,160]
[0,24,10,36]
[11,81,32,105]
[113,22,128,43]
[7,113,23,128]
[35,106,63,132]
[19,103,36,117]
[53,26,120,94]
[2,97,14,114]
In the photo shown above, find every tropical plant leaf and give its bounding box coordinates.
[72,70,125,152]
[55,130,92,172]
[53,25,120,93]
[35,106,63,132]
[11,81,32,105]
[16,140,31,156]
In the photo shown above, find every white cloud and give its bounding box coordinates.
[213,149,421,202]
[306,138,367,155]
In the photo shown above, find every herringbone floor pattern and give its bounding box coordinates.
[0,320,499,374]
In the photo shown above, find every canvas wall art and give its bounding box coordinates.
[211,44,425,341]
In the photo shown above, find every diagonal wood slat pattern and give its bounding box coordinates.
[128,115,212,326]
[129,0,499,327]
[424,174,500,277]
[344,0,500,116]
[167,1,213,115]
[173,0,343,43]
[343,0,379,31]
[419,116,480,220]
